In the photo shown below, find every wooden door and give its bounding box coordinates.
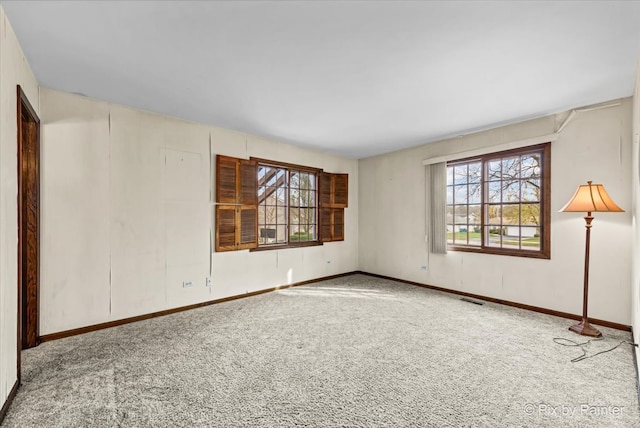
[17,86,40,351]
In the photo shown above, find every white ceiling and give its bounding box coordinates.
[2,1,640,159]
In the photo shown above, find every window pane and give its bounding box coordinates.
[468,162,482,183]
[446,186,454,204]
[487,205,502,226]
[502,227,521,249]
[265,167,278,187]
[521,227,540,251]
[487,181,501,203]
[451,226,469,244]
[259,165,272,185]
[454,165,468,184]
[454,205,467,224]
[521,203,540,226]
[502,204,520,226]
[302,189,312,207]
[446,166,454,186]
[300,172,311,190]
[488,160,501,180]
[446,206,454,224]
[264,206,276,224]
[522,179,540,202]
[447,225,454,244]
[305,208,315,228]
[468,205,481,225]
[289,189,299,206]
[468,225,481,246]
[290,171,299,189]
[468,183,481,203]
[486,225,502,247]
[503,181,520,203]
[454,185,468,203]
[521,154,541,178]
[290,207,300,226]
[277,206,286,224]
[502,157,519,179]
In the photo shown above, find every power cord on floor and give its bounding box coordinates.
[553,336,638,363]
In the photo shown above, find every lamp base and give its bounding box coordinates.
[569,319,602,338]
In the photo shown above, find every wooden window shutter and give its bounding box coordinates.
[215,205,238,251]
[319,208,333,242]
[238,206,257,249]
[239,160,258,205]
[318,173,348,207]
[319,172,332,206]
[332,174,348,208]
[318,172,348,242]
[216,155,238,204]
[332,208,344,241]
[215,155,258,252]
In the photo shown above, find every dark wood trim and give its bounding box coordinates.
[541,141,551,258]
[250,157,323,174]
[39,269,631,344]
[17,85,39,122]
[447,142,551,260]
[16,87,23,384]
[40,271,358,342]
[447,244,551,259]
[0,380,19,425]
[357,271,631,332]
[16,86,41,388]
[250,240,323,252]
[447,142,550,165]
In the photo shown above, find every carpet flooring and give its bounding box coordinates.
[2,274,639,427]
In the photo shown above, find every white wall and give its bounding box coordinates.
[39,88,358,335]
[359,99,633,325]
[631,55,640,375]
[0,4,39,414]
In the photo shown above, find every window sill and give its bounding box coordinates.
[447,244,550,260]
[250,241,323,252]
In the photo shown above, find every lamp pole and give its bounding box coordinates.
[569,212,601,337]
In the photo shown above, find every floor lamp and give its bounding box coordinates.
[559,181,624,337]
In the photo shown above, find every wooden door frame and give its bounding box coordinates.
[16,85,40,382]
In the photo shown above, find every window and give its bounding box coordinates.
[215,155,348,252]
[257,163,318,246]
[446,143,550,258]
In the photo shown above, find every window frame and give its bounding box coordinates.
[446,143,551,259]
[251,157,323,251]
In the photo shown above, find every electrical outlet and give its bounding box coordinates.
[205,277,212,287]
[420,265,428,271]
[182,281,193,288]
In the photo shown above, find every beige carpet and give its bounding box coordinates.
[2,274,639,427]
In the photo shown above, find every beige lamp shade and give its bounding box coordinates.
[559,181,624,213]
